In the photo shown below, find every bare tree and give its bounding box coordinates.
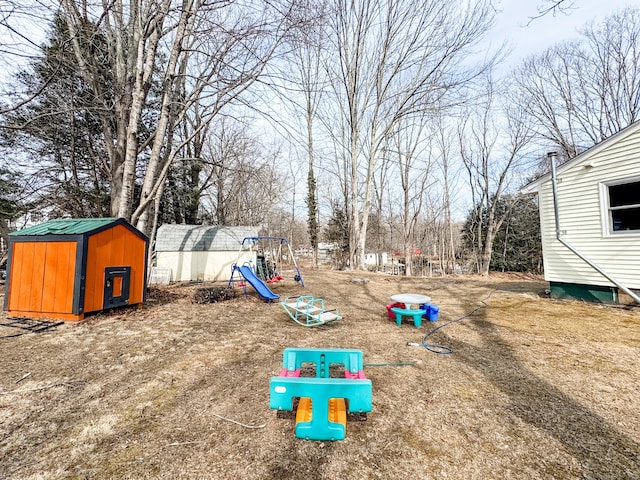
[433,112,462,274]
[511,43,584,159]
[529,1,576,23]
[512,7,640,159]
[371,142,392,271]
[131,1,294,234]
[387,116,434,277]
[280,1,330,267]
[459,77,533,275]
[0,1,57,114]
[56,0,294,235]
[60,0,164,219]
[581,8,640,133]
[195,119,285,228]
[326,0,496,270]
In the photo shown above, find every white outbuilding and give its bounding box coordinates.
[521,121,640,303]
[154,225,259,282]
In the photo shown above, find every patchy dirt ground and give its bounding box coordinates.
[1,270,639,480]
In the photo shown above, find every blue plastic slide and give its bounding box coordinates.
[239,265,280,301]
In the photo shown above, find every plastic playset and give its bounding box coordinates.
[269,348,372,441]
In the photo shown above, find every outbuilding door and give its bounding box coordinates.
[103,266,131,309]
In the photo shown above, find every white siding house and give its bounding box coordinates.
[521,121,640,303]
[364,252,387,267]
[154,225,259,282]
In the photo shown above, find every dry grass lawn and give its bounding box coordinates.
[1,270,639,479]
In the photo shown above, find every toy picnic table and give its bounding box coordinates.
[390,293,431,307]
[389,293,432,327]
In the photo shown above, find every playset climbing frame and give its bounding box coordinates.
[269,348,372,441]
[232,236,304,286]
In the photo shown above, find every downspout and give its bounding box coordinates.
[548,152,640,304]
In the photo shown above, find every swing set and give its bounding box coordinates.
[229,236,304,287]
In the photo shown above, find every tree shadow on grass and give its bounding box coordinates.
[436,311,640,479]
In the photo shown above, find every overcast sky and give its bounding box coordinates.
[490,0,636,66]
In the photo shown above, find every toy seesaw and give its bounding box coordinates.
[281,296,342,326]
[269,348,372,441]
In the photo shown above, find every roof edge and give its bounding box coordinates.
[520,120,640,194]
[9,217,148,240]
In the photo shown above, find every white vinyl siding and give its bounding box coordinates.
[153,225,260,282]
[537,124,640,289]
[156,251,255,282]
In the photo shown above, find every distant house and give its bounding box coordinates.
[521,121,640,303]
[364,252,388,267]
[154,225,259,282]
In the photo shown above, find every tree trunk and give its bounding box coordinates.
[132,1,193,233]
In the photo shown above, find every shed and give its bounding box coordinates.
[154,225,259,282]
[4,218,148,321]
[521,121,640,303]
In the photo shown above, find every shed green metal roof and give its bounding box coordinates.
[10,218,120,236]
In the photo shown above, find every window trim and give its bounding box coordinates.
[601,176,640,237]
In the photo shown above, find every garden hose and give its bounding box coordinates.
[408,289,498,354]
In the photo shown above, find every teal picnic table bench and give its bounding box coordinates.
[390,307,426,327]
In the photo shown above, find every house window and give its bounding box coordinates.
[608,180,640,232]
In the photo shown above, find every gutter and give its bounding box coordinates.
[548,152,640,304]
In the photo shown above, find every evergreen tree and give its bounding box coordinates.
[462,195,542,273]
[324,204,349,269]
[0,14,111,218]
[159,158,203,225]
[306,166,319,266]
[0,167,30,263]
[490,196,543,272]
